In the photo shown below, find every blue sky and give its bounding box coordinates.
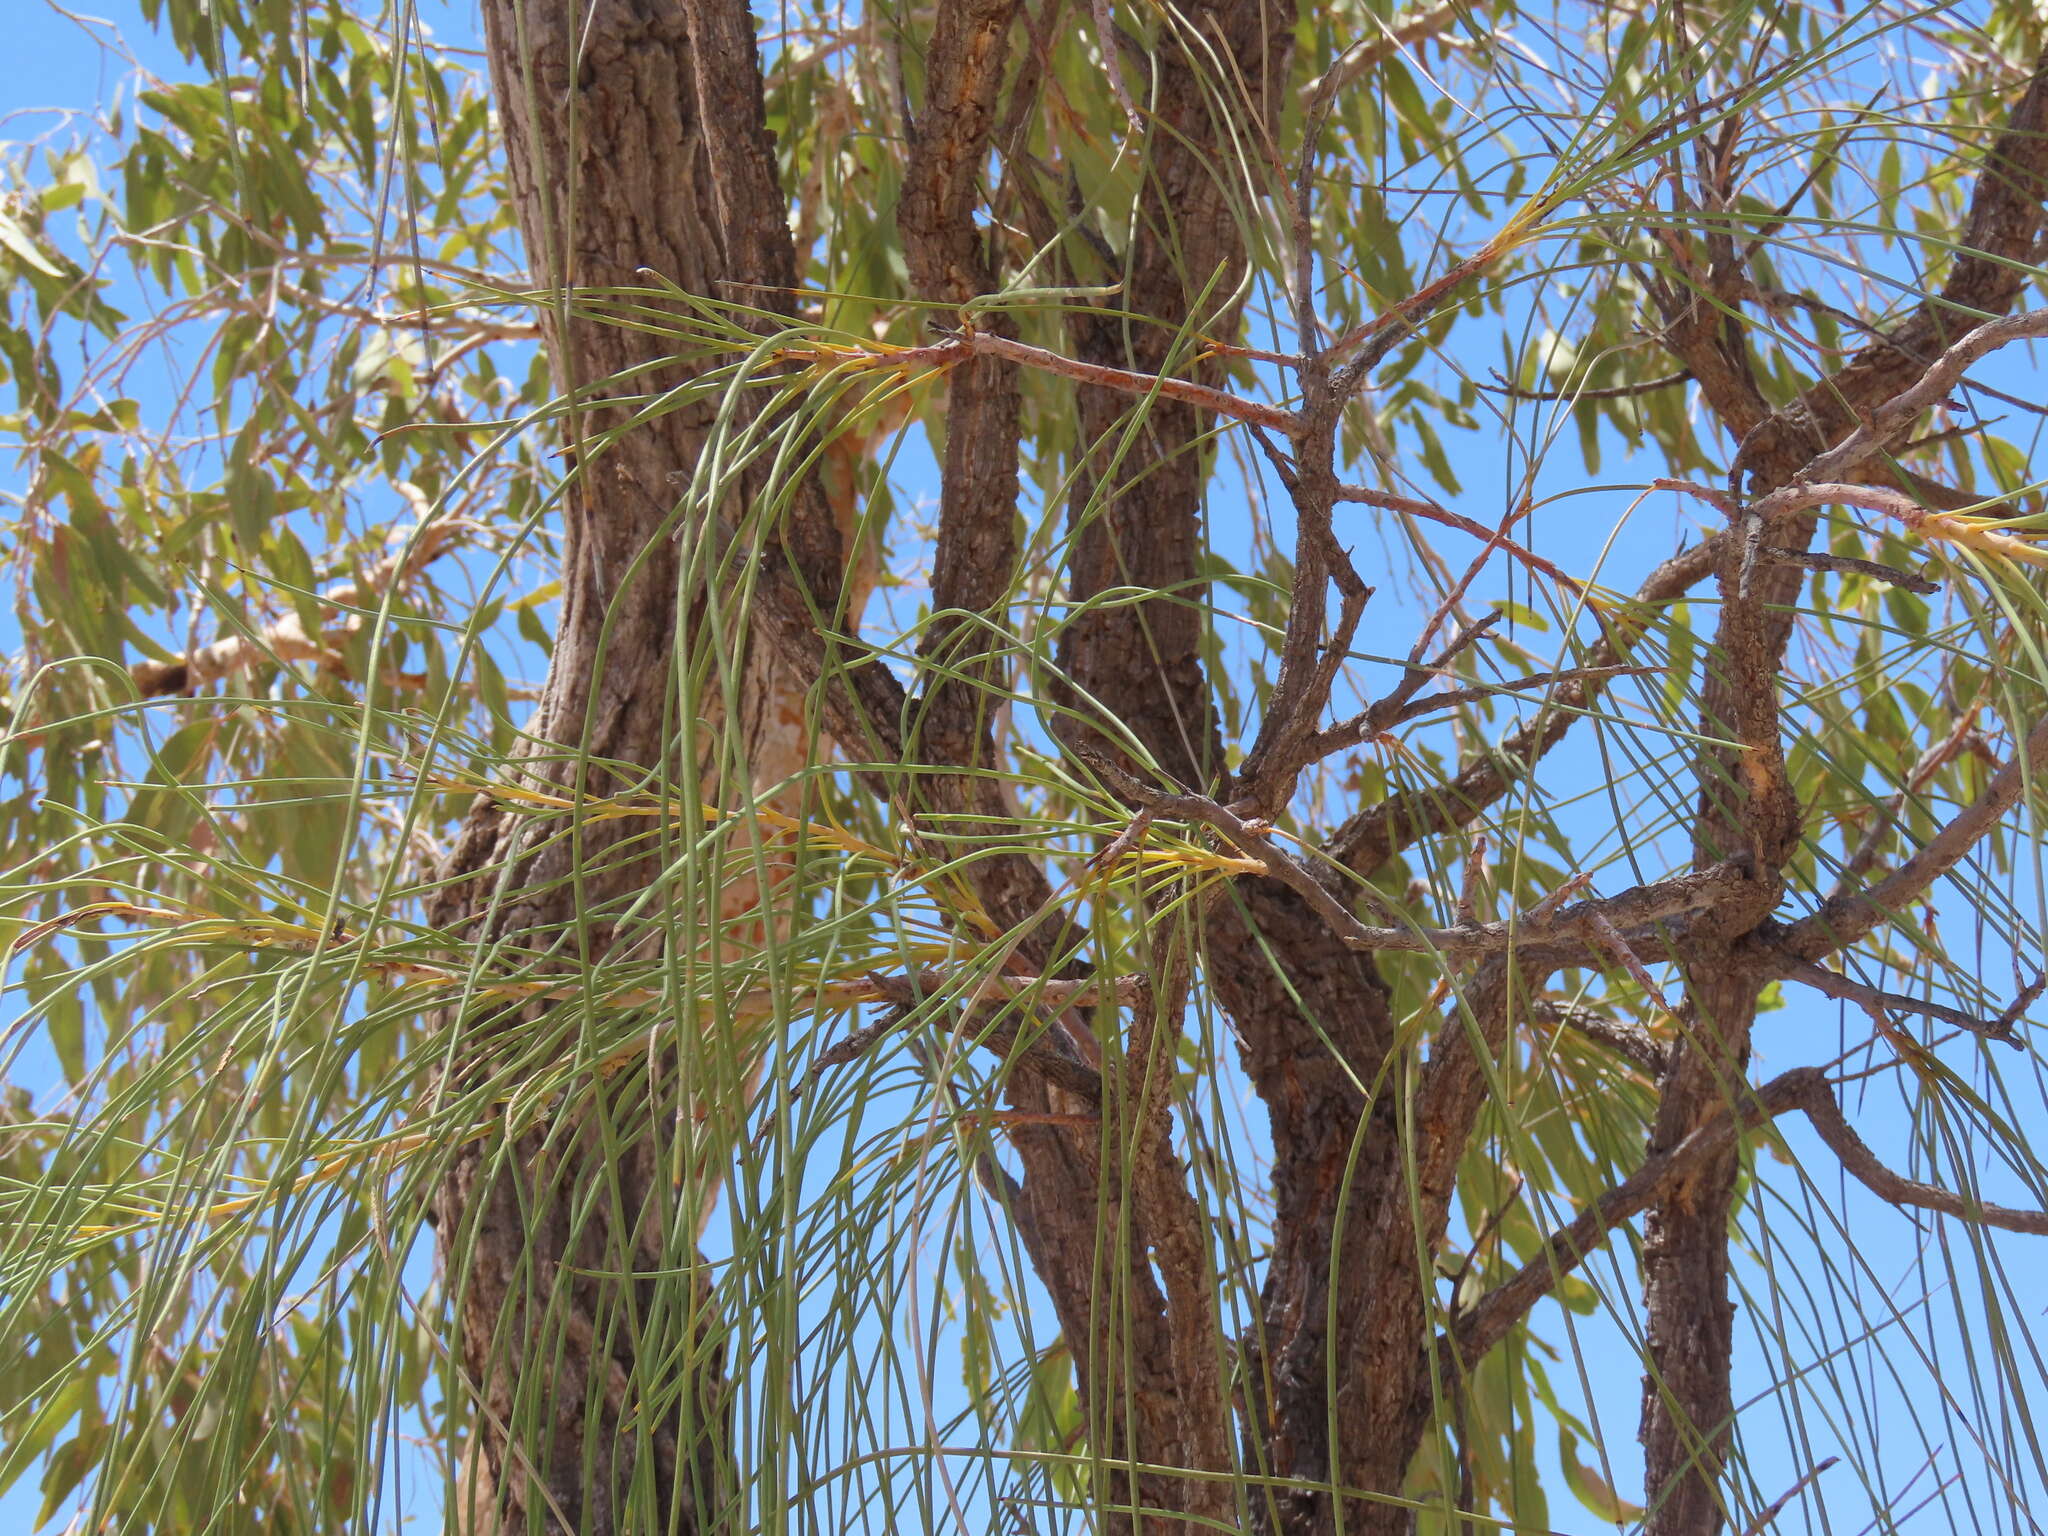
[5,2,2047,1533]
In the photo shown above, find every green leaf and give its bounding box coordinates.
[0,210,62,276]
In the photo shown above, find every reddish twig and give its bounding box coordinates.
[1337,482,1583,592]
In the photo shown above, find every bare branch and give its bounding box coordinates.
[1447,1071,1801,1369]
[1529,998,1669,1075]
[1450,1065,2048,1373]
[1329,533,1723,877]
[899,0,1024,307]
[1757,547,1940,593]
[1797,309,2048,486]
[1779,715,2048,961]
[1480,367,1692,403]
[1800,1078,2048,1235]
[1775,957,2020,1045]
[1336,482,1584,590]
[1313,664,1655,764]
[1231,460,1373,813]
[946,324,1307,436]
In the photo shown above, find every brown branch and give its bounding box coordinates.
[1830,711,1987,893]
[1632,61,2048,1524]
[1335,482,1584,590]
[1777,715,2048,962]
[1796,309,2048,487]
[1323,199,1559,403]
[688,0,805,311]
[1660,475,2048,574]
[1450,1073,1803,1370]
[1231,453,1372,813]
[1038,5,1301,1524]
[1329,532,1723,877]
[1116,926,1238,1512]
[798,968,1137,1104]
[1996,972,2048,1035]
[896,0,1074,960]
[1334,606,1503,750]
[1749,282,2048,421]
[1757,547,1940,594]
[129,506,463,699]
[900,0,1025,306]
[1310,664,1654,765]
[1586,910,1673,1012]
[1480,367,1692,403]
[947,325,1307,436]
[1449,1064,2048,1375]
[1081,750,1396,934]
[1775,956,2020,1045]
[1529,998,1670,1076]
[1801,1079,2048,1235]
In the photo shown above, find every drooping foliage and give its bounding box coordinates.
[5,1,2048,1533]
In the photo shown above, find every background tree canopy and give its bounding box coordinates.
[5,0,2048,1532]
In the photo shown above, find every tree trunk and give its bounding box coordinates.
[429,2,852,1530]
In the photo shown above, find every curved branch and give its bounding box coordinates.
[1776,715,2048,962]
[1328,532,1723,876]
[130,509,462,699]
[1335,482,1583,590]
[1449,1065,2048,1373]
[1775,956,2019,1045]
[1796,309,2048,487]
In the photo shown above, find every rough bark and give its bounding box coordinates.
[894,7,1199,1525]
[430,3,858,1531]
[1633,52,2048,1535]
[1056,0,1293,794]
[1030,5,1490,1529]
[1207,877,1400,1536]
[422,11,2048,1536]
[1027,4,1419,1530]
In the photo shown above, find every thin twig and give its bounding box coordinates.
[944,326,1306,435]
[1336,483,1582,590]
[1776,957,2019,1045]
[1087,750,1756,960]
[1994,971,2047,1035]
[1831,708,1983,891]
[1759,547,1940,593]
[1448,1064,2048,1373]
[1377,664,1654,732]
[1481,367,1691,403]
[1733,1458,1840,1536]
[1800,1078,2048,1235]
[1782,714,2048,960]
